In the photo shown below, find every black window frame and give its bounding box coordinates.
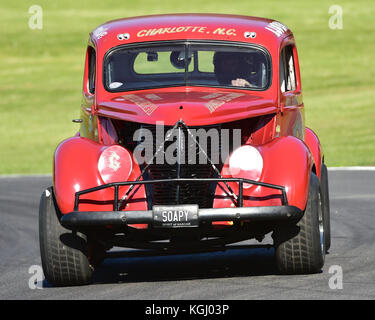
[279,45,296,92]
[88,46,96,94]
[102,40,273,93]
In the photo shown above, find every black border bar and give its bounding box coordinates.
[73,177,288,212]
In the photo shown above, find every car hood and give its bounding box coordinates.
[97,88,277,126]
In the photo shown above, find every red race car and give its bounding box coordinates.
[39,14,331,286]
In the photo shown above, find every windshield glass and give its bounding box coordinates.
[104,41,271,92]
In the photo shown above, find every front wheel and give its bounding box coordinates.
[39,187,93,286]
[273,173,325,274]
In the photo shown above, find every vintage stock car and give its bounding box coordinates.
[39,14,331,286]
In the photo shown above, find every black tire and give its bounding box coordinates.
[39,187,93,286]
[321,163,331,252]
[273,173,325,274]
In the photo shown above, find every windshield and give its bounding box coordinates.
[104,41,271,92]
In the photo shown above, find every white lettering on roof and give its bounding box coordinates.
[265,21,288,37]
[93,26,109,39]
[136,26,237,37]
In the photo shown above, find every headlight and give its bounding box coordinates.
[98,145,133,184]
[229,145,263,187]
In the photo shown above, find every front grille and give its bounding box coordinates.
[139,124,222,208]
[146,165,215,207]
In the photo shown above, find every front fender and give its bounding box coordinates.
[53,137,146,214]
[214,136,313,211]
[260,136,313,210]
[305,127,323,180]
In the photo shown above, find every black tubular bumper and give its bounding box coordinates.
[60,205,302,229]
[60,177,302,230]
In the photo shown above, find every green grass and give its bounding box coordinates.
[0,0,374,173]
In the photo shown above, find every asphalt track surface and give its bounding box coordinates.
[1,170,374,300]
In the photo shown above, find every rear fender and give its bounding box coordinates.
[53,137,147,215]
[214,136,313,211]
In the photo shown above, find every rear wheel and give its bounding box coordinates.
[273,173,325,274]
[39,187,93,286]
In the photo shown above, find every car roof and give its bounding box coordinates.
[90,14,292,53]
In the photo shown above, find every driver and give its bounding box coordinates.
[213,52,254,87]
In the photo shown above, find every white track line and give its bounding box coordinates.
[0,174,52,179]
[328,167,375,171]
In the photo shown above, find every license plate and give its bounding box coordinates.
[152,205,199,228]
